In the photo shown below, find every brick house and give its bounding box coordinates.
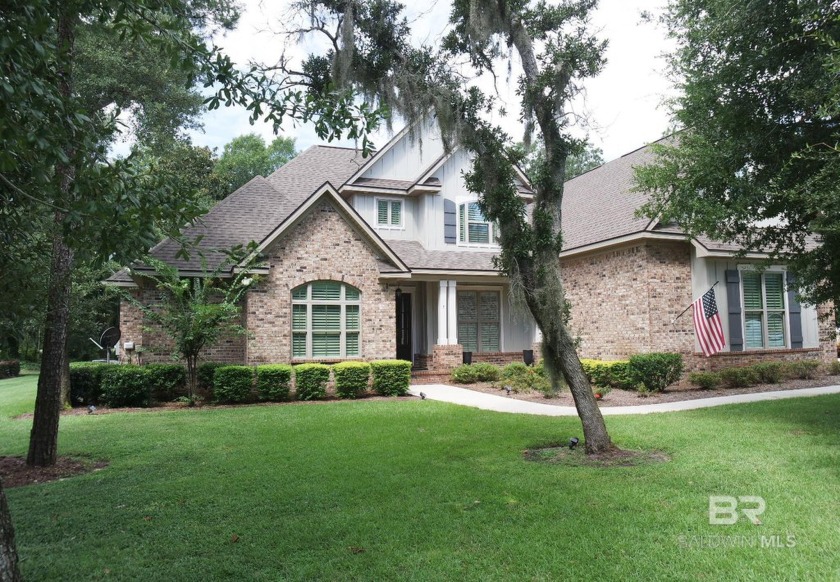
[109,126,835,372]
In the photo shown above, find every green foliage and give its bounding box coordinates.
[829,361,840,375]
[718,367,758,389]
[100,365,151,408]
[451,363,499,384]
[293,364,330,401]
[782,360,821,380]
[210,134,296,200]
[213,366,254,404]
[255,364,293,402]
[68,362,112,405]
[332,362,371,399]
[499,362,552,396]
[0,360,21,379]
[197,362,226,395]
[145,364,187,402]
[370,360,412,396]
[580,359,634,390]
[636,0,840,306]
[628,353,684,393]
[688,371,722,390]
[751,362,783,384]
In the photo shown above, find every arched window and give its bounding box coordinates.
[291,281,361,358]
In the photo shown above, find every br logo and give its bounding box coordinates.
[708,496,766,525]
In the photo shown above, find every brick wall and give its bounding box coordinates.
[471,351,529,366]
[431,344,462,371]
[245,200,396,364]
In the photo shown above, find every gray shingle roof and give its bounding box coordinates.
[385,240,499,272]
[561,141,663,251]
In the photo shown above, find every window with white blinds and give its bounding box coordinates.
[375,199,402,228]
[458,202,499,246]
[291,281,361,358]
[742,270,787,349]
[457,290,500,353]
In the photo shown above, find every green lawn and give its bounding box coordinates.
[2,375,839,581]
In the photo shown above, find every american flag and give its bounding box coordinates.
[693,287,726,357]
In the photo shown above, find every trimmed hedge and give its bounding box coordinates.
[256,364,292,402]
[451,363,499,384]
[69,362,111,405]
[783,360,820,380]
[580,359,634,390]
[718,366,757,388]
[752,362,783,384]
[213,366,254,403]
[145,363,187,401]
[688,371,721,390]
[100,365,151,408]
[371,359,412,396]
[0,360,20,379]
[197,362,227,396]
[294,363,330,400]
[333,361,371,399]
[628,353,684,393]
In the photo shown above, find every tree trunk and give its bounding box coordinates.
[27,216,74,466]
[60,338,71,408]
[27,4,77,467]
[0,479,21,582]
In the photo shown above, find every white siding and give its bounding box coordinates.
[362,119,446,181]
[352,194,417,241]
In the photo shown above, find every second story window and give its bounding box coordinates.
[376,199,402,228]
[459,202,499,245]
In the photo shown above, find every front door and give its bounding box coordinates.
[396,292,412,362]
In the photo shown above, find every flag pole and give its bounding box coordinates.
[672,281,720,325]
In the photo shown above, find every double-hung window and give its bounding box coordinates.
[742,270,787,349]
[291,281,361,358]
[458,202,499,246]
[376,199,402,228]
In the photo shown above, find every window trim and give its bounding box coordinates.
[738,265,789,350]
[374,198,404,230]
[291,281,362,359]
[457,200,500,248]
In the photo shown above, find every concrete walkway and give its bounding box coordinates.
[408,384,840,416]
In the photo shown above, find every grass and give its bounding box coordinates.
[2,375,839,581]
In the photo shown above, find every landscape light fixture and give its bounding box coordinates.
[87,405,97,415]
[419,392,426,400]
[505,386,512,396]
[569,437,579,450]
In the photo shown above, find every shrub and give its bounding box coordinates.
[197,362,227,395]
[628,353,684,393]
[498,361,553,395]
[370,359,412,396]
[213,366,254,403]
[501,362,528,382]
[100,365,151,407]
[829,360,840,375]
[256,364,293,402]
[751,362,783,384]
[580,359,634,390]
[718,366,758,388]
[294,363,330,400]
[0,360,20,379]
[69,362,111,405]
[782,360,821,380]
[688,371,722,390]
[145,363,187,401]
[333,361,371,399]
[451,363,498,384]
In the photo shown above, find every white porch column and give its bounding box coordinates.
[437,280,449,344]
[534,325,543,342]
[447,280,458,344]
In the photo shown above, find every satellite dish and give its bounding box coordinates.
[100,327,121,349]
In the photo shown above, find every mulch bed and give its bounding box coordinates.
[456,374,840,407]
[0,456,108,488]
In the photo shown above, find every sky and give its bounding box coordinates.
[185,0,677,163]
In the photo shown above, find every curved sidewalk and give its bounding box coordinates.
[408,384,840,416]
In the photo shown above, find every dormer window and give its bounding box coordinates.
[459,202,499,246]
[376,199,403,229]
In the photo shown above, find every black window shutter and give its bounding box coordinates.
[786,272,803,348]
[725,269,744,351]
[444,198,456,244]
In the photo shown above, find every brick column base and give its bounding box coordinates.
[432,344,463,372]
